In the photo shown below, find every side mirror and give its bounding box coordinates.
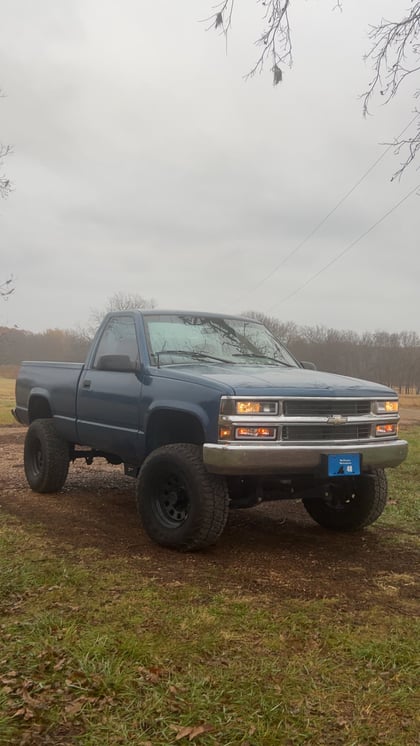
[97,354,135,372]
[300,360,317,371]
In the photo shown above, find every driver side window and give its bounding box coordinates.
[93,316,139,371]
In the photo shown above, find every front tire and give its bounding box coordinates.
[302,469,388,531]
[24,419,70,493]
[136,443,229,551]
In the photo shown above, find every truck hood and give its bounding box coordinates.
[156,363,396,398]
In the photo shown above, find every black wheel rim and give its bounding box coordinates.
[325,482,356,511]
[30,437,44,476]
[153,472,190,528]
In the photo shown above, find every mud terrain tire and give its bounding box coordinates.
[24,419,70,493]
[137,443,229,551]
[302,469,388,531]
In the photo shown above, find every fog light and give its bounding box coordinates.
[235,426,277,440]
[376,423,398,436]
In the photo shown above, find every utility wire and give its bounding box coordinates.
[268,182,420,311]
[235,112,420,302]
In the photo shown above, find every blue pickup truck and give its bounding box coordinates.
[14,310,408,550]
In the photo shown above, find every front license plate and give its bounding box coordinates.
[328,453,360,477]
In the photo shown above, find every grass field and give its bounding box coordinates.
[0,377,15,425]
[0,528,418,746]
[0,381,419,744]
[399,393,420,408]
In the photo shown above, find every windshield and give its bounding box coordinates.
[143,314,298,368]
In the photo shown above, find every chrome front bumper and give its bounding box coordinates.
[203,439,408,475]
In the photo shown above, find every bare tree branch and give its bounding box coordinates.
[246,0,292,84]
[205,0,235,33]
[361,3,420,179]
[0,144,12,199]
[209,0,292,84]
[0,89,13,199]
[387,112,420,180]
[0,276,15,300]
[85,291,157,337]
[362,5,420,113]
[207,1,420,175]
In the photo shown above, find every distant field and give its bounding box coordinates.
[400,394,420,408]
[0,364,19,379]
[0,377,15,425]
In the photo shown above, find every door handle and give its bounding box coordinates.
[82,379,91,389]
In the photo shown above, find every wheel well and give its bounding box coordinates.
[146,410,205,454]
[28,396,52,423]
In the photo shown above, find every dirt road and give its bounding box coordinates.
[0,421,418,612]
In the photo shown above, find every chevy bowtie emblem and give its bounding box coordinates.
[326,415,348,425]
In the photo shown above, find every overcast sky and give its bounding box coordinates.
[1,0,419,336]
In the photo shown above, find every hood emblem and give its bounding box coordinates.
[326,415,348,425]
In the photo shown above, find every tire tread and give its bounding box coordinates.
[24,419,69,493]
[302,469,388,531]
[137,443,229,551]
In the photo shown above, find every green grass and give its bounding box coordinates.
[384,426,420,533]
[0,377,15,425]
[0,537,418,746]
[0,390,419,744]
[1,473,420,746]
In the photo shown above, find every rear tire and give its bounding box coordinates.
[136,443,229,551]
[24,419,70,493]
[302,469,388,531]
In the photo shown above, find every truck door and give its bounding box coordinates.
[76,315,144,463]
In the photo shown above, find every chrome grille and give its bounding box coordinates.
[283,400,371,417]
[283,424,372,441]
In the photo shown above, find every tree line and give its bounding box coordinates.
[1,312,419,393]
[248,312,420,394]
[0,327,90,377]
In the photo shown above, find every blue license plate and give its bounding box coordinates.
[328,454,360,477]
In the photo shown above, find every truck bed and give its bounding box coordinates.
[14,361,84,442]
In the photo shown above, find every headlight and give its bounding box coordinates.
[220,398,279,415]
[374,400,399,414]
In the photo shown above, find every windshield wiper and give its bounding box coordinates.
[232,353,294,367]
[155,350,234,367]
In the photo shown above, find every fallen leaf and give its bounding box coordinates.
[53,658,67,671]
[174,726,193,740]
[188,725,213,740]
[65,699,85,716]
[137,665,165,683]
[172,724,213,741]
[22,690,39,707]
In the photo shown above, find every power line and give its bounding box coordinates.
[268,182,420,311]
[235,112,420,302]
